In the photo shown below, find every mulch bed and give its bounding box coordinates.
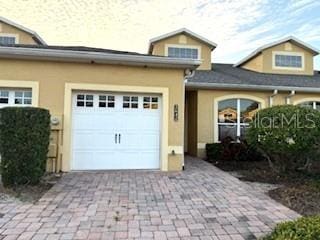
[0,173,61,202]
[212,159,320,216]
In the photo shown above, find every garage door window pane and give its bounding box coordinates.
[86,101,93,107]
[123,96,139,109]
[99,95,115,108]
[77,94,93,107]
[143,97,150,109]
[77,95,84,100]
[144,96,158,109]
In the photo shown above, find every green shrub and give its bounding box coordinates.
[246,105,320,172]
[206,138,265,162]
[0,107,50,186]
[206,143,223,161]
[263,216,320,240]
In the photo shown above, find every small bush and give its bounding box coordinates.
[247,105,320,172]
[263,216,320,240]
[206,143,223,161]
[0,107,50,186]
[206,137,264,162]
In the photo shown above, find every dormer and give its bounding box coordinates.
[148,28,217,70]
[0,16,46,45]
[234,36,319,76]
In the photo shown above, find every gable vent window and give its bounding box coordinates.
[274,54,302,68]
[168,47,198,59]
[0,36,16,45]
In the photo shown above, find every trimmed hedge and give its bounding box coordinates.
[263,216,320,240]
[0,107,50,186]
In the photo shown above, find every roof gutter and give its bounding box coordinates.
[0,46,201,69]
[186,82,320,93]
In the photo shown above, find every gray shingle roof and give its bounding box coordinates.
[188,63,320,89]
[0,44,147,56]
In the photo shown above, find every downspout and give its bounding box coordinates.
[184,69,196,82]
[286,90,295,104]
[269,89,278,107]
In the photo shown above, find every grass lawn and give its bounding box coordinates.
[212,159,320,216]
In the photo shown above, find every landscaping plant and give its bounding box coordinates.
[206,137,264,162]
[0,107,50,186]
[263,216,320,240]
[246,105,320,173]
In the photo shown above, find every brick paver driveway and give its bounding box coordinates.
[0,156,299,240]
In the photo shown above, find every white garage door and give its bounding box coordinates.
[71,92,161,170]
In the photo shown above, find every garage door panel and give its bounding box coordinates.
[73,151,117,170]
[72,92,161,170]
[117,151,159,169]
[73,114,96,130]
[73,131,116,149]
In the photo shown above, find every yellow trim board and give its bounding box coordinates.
[213,94,266,142]
[0,80,39,106]
[63,83,169,172]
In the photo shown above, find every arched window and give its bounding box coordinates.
[218,98,260,141]
[298,101,320,111]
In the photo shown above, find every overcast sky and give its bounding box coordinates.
[1,0,319,69]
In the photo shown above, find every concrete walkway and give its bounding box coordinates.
[0,156,299,240]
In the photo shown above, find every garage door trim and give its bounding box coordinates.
[62,83,169,172]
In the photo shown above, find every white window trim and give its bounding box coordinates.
[272,51,305,71]
[0,80,38,107]
[293,98,320,109]
[213,94,266,143]
[165,44,201,60]
[0,33,19,44]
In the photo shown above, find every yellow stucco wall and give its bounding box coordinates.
[0,58,186,171]
[241,41,315,75]
[242,53,263,72]
[151,34,212,70]
[0,21,38,45]
[189,89,320,158]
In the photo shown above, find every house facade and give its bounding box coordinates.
[0,17,319,171]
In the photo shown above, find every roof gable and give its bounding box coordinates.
[148,28,217,53]
[0,16,46,45]
[234,36,319,67]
